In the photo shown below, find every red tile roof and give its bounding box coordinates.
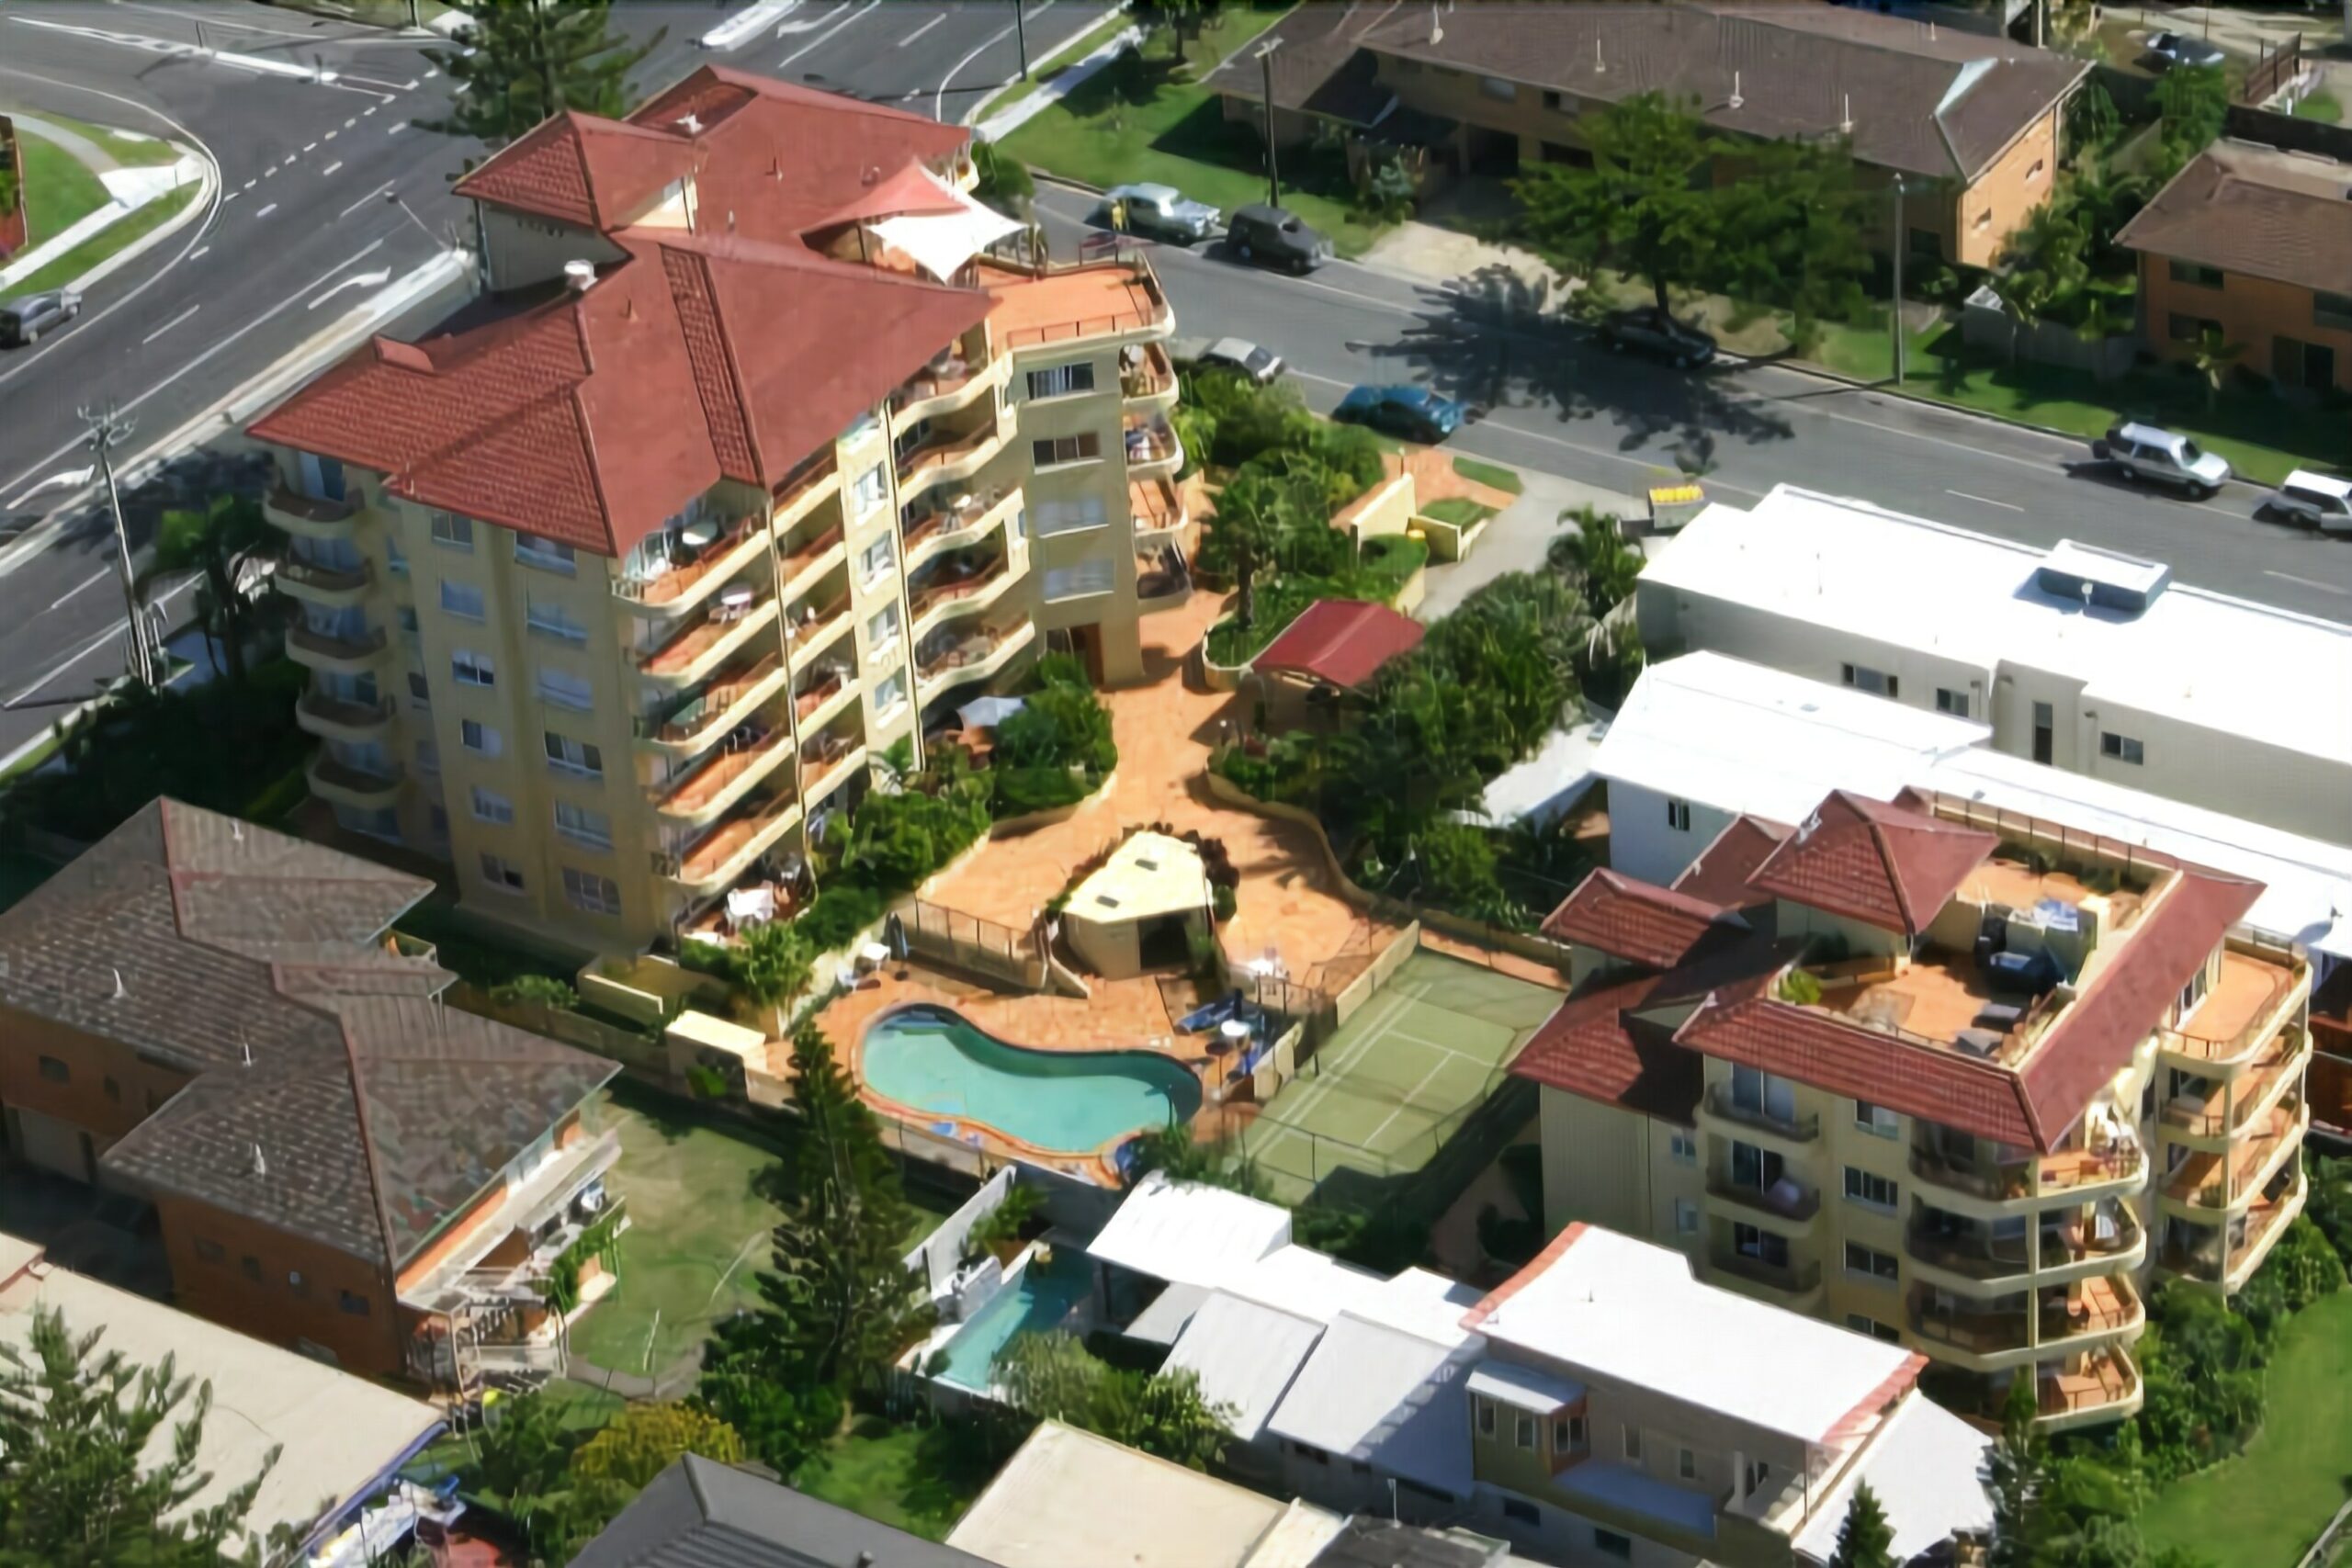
[454,110,696,230]
[1253,600,1426,692]
[1511,974,1702,1125]
[1543,869,1738,970]
[1669,815,1790,907]
[1747,791,1996,937]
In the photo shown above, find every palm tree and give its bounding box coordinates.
[1200,468,1311,630]
[145,494,272,687]
[1545,507,1642,618]
[2188,324,2245,412]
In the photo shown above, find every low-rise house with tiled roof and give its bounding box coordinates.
[1204,1,2087,267]
[0,798,619,1393]
[249,65,1191,957]
[1519,782,2314,1432]
[2118,138,2352,396]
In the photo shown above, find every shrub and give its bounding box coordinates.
[993,765,1093,817]
[1778,968,1824,1005]
[492,974,580,1012]
[1211,882,1237,922]
[798,884,888,952]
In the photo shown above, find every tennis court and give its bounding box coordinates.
[1242,950,1561,1205]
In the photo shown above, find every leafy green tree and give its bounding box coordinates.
[1709,133,1873,347]
[2153,65,2228,177]
[2186,324,2245,412]
[1828,1479,1894,1568]
[491,974,581,1013]
[995,1331,1232,1469]
[1359,151,1417,224]
[0,1307,276,1568]
[972,137,1034,219]
[2066,76,2120,153]
[1988,197,2090,355]
[2304,1154,2352,1267]
[1200,466,1318,632]
[732,919,814,1010]
[1143,0,1223,65]
[2130,1281,2266,1481]
[1512,94,1720,318]
[1123,1125,1263,1196]
[150,495,272,688]
[570,1402,743,1493]
[418,0,662,148]
[1545,506,1642,617]
[1984,1373,2049,1568]
[473,1390,572,1505]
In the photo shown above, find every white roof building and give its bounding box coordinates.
[1088,1169,1294,1290]
[0,1232,443,1562]
[1636,486,2352,847]
[1262,1312,1482,1499]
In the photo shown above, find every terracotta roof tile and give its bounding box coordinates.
[1542,869,1739,969]
[1512,974,1702,1125]
[1253,600,1426,692]
[1747,791,1996,937]
[1670,815,1790,907]
[454,110,695,229]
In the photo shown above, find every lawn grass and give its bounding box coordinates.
[2141,1290,2352,1568]
[27,113,182,169]
[977,9,1137,126]
[1420,496,1495,527]
[15,132,111,247]
[2294,89,2343,123]
[1002,7,1387,258]
[794,1413,1002,1540]
[5,186,198,298]
[1447,456,1523,496]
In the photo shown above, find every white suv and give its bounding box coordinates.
[2097,422,2232,499]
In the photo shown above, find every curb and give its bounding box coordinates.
[61,156,217,298]
[964,2,1135,131]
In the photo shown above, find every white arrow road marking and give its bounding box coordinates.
[309,268,393,309]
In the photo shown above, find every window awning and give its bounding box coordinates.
[1466,1359,1586,1414]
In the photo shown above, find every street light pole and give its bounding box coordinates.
[79,401,156,687]
[1015,0,1029,80]
[1257,38,1284,209]
[384,187,447,252]
[1891,175,1907,386]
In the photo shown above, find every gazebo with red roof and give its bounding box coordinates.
[1243,599,1426,733]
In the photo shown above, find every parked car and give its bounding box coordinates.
[2144,31,2227,71]
[2262,469,2352,533]
[1600,306,1718,368]
[1332,384,1465,443]
[1093,183,1220,244]
[1181,335,1284,384]
[2094,422,2232,498]
[0,288,82,348]
[1226,204,1332,273]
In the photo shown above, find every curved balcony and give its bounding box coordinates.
[2037,1347,2143,1434]
[1907,1137,2146,1218]
[656,791,803,895]
[612,517,765,619]
[797,739,866,807]
[1132,476,1189,542]
[917,618,1035,701]
[1121,341,1178,411]
[1136,547,1191,613]
[1906,1207,2144,1297]
[2157,947,2310,1071]
[1702,1176,1819,1239]
[772,451,840,529]
[2159,1027,2309,1152]
[794,669,857,733]
[890,351,1008,427]
[1909,1276,2142,1374]
[2160,1164,2307,1292]
[784,593,853,665]
[897,412,1015,495]
[902,485,1021,576]
[288,622,388,674]
[639,597,778,686]
[634,655,787,755]
[777,524,846,603]
[654,727,794,829]
[263,484,358,540]
[910,557,1018,642]
[1704,1245,1824,1315]
[277,556,374,608]
[307,752,402,809]
[296,690,393,745]
[2159,1100,2308,1218]
[1695,1086,1822,1161]
[1122,414,1182,479]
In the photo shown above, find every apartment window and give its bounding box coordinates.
[1736,1223,1789,1269]
[1034,494,1109,536]
[1026,361,1096,400]
[2032,701,2055,765]
[2168,312,2222,344]
[1674,1198,1701,1235]
[1593,1530,1634,1562]
[1845,1242,1900,1282]
[479,853,526,893]
[1514,1415,1537,1450]
[2178,963,2211,1020]
[859,533,896,585]
[543,731,604,780]
[562,866,623,917]
[1542,88,1566,111]
[1679,1447,1698,1481]
[385,536,408,576]
[1844,1167,1898,1211]
[537,667,594,711]
[1501,1498,1539,1528]
[514,532,576,573]
[1665,797,1691,832]
[2026,158,2045,182]
[1042,561,1116,603]
[406,670,431,707]
[1554,1416,1584,1450]
[1289,1441,1329,1465]
[414,739,441,776]
[1841,662,1897,698]
[104,1075,120,1103]
[1908,227,1942,259]
[459,718,503,758]
[1935,687,1971,717]
[2100,731,2144,765]
[339,1291,372,1317]
[397,605,420,637]
[2167,259,2225,289]
[1032,432,1101,468]
[1476,1398,1497,1438]
[1622,1426,1642,1462]
[470,786,514,825]
[1478,73,1516,101]
[428,806,449,841]
[1849,1314,1904,1344]
[555,803,613,851]
[851,462,888,513]
[1668,1131,1698,1166]
[2317,291,2352,333]
[1854,1100,1900,1139]
[866,603,902,655]
[37,1055,67,1083]
[451,649,495,688]
[429,511,474,550]
[526,596,588,644]
[873,666,908,717]
[439,578,485,621]
[194,1238,225,1265]
[241,1255,263,1282]
[288,1269,309,1297]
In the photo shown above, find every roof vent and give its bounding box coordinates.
[250,1143,268,1179]
[1840,93,1853,135]
[1728,71,1744,111]
[240,1032,254,1066]
[680,112,704,137]
[563,259,596,293]
[109,967,127,1000]
[1594,37,1604,73]
[2035,539,2169,615]
[1429,3,1442,44]
[232,819,243,842]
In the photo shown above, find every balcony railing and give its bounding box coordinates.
[639,590,773,678]
[2160,1032,2308,1139]
[612,517,755,605]
[2161,1100,2305,1210]
[777,523,845,591]
[264,483,357,530]
[1123,417,1180,469]
[2157,953,2304,1065]
[298,690,393,734]
[794,671,847,722]
[897,420,1007,491]
[656,791,799,886]
[1704,1175,1819,1224]
[2159,1167,2304,1284]
[773,450,839,520]
[1702,1086,1821,1144]
[1908,1208,2143,1281]
[1707,1246,1822,1300]
[288,623,387,663]
[917,618,1030,689]
[1910,1280,2136,1358]
[1909,1138,2143,1204]
[657,727,791,818]
[909,555,1012,626]
[307,753,402,802]
[1122,342,1176,400]
[277,557,372,597]
[634,654,785,745]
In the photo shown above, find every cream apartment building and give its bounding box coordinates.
[1521,787,2312,1433]
[251,68,1187,955]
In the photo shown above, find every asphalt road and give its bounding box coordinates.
[0,0,1106,761]
[1025,186,2352,625]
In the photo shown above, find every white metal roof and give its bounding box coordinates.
[1162,1291,1328,1442]
[1087,1171,1293,1289]
[1265,1314,1478,1498]
[1596,651,1988,825]
[0,1235,441,1560]
[1470,1228,1918,1448]
[1792,1393,1995,1566]
[1466,1360,1586,1413]
[1128,1280,1212,1346]
[1642,486,2352,769]
[1223,1243,1386,1323]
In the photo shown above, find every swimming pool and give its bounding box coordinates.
[935,1247,1095,1392]
[861,1004,1202,1154]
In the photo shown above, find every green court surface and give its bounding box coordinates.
[1242,950,1560,1204]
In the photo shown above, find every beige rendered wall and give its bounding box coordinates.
[1006,332,1148,685]
[1951,108,2063,270]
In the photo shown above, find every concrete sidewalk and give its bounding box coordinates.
[1416,467,1644,621]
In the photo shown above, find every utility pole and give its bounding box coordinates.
[1257,37,1284,209]
[80,401,157,687]
[1890,175,1907,386]
[1015,0,1029,80]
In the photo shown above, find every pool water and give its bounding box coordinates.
[936,1247,1095,1392]
[861,1004,1202,1153]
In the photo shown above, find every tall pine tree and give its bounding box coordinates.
[1828,1478,1895,1568]
[417,0,663,149]
[1984,1374,2051,1568]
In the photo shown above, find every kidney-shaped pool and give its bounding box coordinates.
[860,1004,1202,1154]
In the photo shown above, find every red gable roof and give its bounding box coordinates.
[1513,974,1703,1125]
[1670,815,1790,907]
[1543,869,1739,970]
[454,110,696,230]
[1254,600,1425,692]
[1747,791,1996,937]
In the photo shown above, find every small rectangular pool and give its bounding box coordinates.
[934,1247,1094,1393]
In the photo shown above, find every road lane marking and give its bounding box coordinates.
[309,268,392,309]
[781,0,880,70]
[321,160,344,177]
[141,305,200,344]
[188,246,209,260]
[934,0,1056,120]
[6,469,95,512]
[48,569,110,612]
[303,141,318,152]
[1946,490,2024,512]
[282,153,298,165]
[243,178,256,189]
[422,67,437,79]
[223,188,239,201]
[387,120,406,134]
[6,581,198,710]
[254,202,278,219]
[323,130,338,141]
[264,164,278,177]
[345,117,357,129]
[2264,570,2351,597]
[898,13,946,45]
[338,180,397,219]
[364,104,379,115]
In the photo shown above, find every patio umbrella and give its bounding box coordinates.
[957,694,1027,730]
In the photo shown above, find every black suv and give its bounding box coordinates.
[1600,306,1717,369]
[1226,205,1333,274]
[0,288,82,348]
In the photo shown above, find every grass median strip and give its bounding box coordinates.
[15,133,111,246]
[3,186,198,299]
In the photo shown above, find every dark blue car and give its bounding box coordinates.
[1332,383,1464,443]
